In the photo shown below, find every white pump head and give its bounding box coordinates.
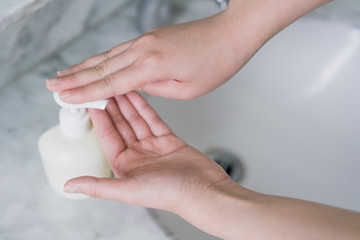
[53,92,109,138]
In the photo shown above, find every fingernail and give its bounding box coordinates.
[57,69,69,77]
[64,185,80,193]
[46,78,60,86]
[60,90,73,99]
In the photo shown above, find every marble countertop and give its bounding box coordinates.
[0,2,173,239]
[0,0,52,32]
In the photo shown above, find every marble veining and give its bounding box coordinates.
[0,0,130,89]
[0,0,52,33]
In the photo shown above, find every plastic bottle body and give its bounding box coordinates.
[38,124,111,200]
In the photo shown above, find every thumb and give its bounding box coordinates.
[64,176,134,202]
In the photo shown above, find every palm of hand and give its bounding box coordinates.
[67,92,230,212]
[115,137,226,211]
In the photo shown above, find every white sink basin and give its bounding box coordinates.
[147,17,360,239]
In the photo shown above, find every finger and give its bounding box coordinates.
[88,105,126,164]
[57,40,133,77]
[114,94,152,140]
[102,98,138,147]
[64,176,143,205]
[59,66,148,104]
[47,51,135,93]
[140,79,194,100]
[126,91,172,137]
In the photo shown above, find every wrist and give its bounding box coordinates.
[176,179,264,240]
[218,0,332,69]
[184,179,360,240]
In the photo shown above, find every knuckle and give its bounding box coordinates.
[134,32,159,47]
[136,51,162,72]
[88,178,102,198]
[98,74,113,89]
[128,114,142,125]
[148,114,163,129]
[149,114,161,125]
[112,115,128,129]
[98,124,117,139]
[102,48,112,59]
[91,62,107,77]
[142,104,162,124]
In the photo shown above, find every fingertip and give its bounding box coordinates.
[125,91,147,107]
[63,177,82,193]
[59,89,74,101]
[88,107,103,115]
[64,176,98,194]
[88,108,107,125]
[45,77,67,93]
[57,68,72,77]
[126,90,142,99]
[45,79,62,93]
[46,78,60,86]
[57,88,90,104]
[63,185,80,193]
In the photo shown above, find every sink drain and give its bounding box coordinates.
[206,149,244,183]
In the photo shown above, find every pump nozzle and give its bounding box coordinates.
[53,92,108,110]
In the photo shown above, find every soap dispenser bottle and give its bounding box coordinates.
[38,93,112,200]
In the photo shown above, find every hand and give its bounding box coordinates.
[64,91,232,212]
[64,92,360,240]
[63,91,248,239]
[45,7,257,103]
[46,0,332,104]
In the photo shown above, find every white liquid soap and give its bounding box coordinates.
[38,93,112,200]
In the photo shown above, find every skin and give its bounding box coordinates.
[46,0,360,238]
[65,92,360,240]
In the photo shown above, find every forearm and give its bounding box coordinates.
[254,194,360,240]
[181,182,360,240]
[216,0,333,69]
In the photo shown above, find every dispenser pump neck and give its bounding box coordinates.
[53,93,109,138]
